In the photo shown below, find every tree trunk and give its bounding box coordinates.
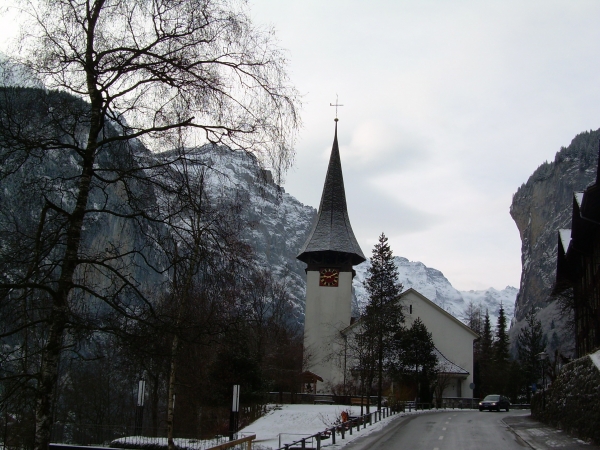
[33,5,105,442]
[167,334,179,450]
[34,309,66,450]
[377,333,383,410]
[34,142,98,450]
[151,374,160,437]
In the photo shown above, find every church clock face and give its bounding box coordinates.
[319,268,339,287]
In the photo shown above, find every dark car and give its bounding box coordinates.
[478,394,510,412]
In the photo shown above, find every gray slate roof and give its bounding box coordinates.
[297,122,366,265]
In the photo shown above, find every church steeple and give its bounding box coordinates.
[297,121,366,266]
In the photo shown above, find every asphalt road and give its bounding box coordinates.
[343,410,529,450]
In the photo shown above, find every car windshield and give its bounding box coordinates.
[483,395,500,401]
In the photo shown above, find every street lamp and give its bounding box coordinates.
[537,352,548,410]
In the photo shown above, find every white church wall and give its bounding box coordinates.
[402,289,478,399]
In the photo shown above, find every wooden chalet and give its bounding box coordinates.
[555,144,600,357]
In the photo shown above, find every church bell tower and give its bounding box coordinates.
[297,119,365,392]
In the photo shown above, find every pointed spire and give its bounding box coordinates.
[297,121,366,265]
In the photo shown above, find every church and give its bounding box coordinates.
[296,119,478,401]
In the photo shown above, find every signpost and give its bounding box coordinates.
[229,385,240,441]
[134,374,146,435]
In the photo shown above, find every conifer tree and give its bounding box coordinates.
[492,303,510,394]
[494,303,510,365]
[389,318,437,404]
[364,233,404,409]
[463,302,483,397]
[517,309,547,402]
[482,310,494,354]
[478,309,494,396]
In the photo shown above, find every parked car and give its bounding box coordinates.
[478,395,510,412]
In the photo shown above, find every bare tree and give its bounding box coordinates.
[433,371,454,409]
[155,152,252,450]
[0,1,299,448]
[344,326,377,415]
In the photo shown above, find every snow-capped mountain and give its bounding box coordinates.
[176,146,519,328]
[173,145,317,319]
[191,148,518,328]
[352,257,517,326]
[0,82,515,329]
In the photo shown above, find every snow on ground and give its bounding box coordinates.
[590,349,600,371]
[239,404,449,450]
[112,435,224,450]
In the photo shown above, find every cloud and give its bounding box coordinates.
[339,120,431,172]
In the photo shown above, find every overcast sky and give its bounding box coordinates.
[247,0,600,291]
[2,1,600,291]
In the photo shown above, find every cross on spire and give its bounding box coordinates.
[330,95,343,122]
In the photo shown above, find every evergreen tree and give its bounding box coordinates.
[478,309,494,396]
[364,233,404,410]
[517,309,547,402]
[491,303,510,394]
[494,303,510,365]
[389,318,437,404]
[463,301,483,396]
[482,310,494,356]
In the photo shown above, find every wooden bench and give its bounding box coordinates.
[350,397,371,405]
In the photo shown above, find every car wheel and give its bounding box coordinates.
[506,407,509,412]
[479,408,483,412]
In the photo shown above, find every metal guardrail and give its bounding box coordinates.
[276,406,395,450]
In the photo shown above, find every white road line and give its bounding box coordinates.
[439,436,444,440]
[442,427,447,430]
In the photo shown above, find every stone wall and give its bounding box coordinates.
[531,350,600,444]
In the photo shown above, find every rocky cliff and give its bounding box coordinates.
[181,145,317,320]
[509,129,600,355]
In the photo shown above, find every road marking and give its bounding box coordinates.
[434,448,439,450]
[439,436,444,440]
[445,421,449,424]
[442,427,446,430]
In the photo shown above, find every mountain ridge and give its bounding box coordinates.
[352,256,516,327]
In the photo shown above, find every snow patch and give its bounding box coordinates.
[559,229,571,252]
[589,349,600,371]
[239,403,452,450]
